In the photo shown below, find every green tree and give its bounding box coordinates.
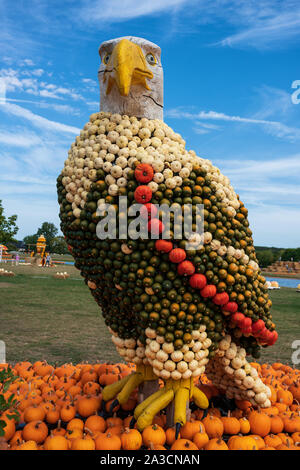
[256,250,274,268]
[23,234,38,250]
[51,236,68,254]
[23,222,60,253]
[36,222,58,243]
[0,200,18,249]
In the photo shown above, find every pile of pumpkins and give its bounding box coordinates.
[53,272,70,280]
[0,269,15,277]
[1,360,300,450]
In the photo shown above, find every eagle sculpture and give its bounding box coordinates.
[57,37,277,434]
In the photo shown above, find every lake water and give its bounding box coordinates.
[51,262,300,288]
[265,276,300,288]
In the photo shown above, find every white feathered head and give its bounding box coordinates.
[98,36,163,120]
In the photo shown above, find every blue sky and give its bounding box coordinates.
[0,0,299,247]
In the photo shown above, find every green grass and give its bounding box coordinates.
[0,263,299,366]
[0,263,120,365]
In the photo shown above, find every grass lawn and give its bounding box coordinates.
[1,263,300,366]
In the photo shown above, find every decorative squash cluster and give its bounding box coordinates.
[206,336,271,407]
[1,361,300,450]
[57,111,277,387]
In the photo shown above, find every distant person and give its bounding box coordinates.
[45,254,51,267]
[11,254,15,265]
[15,253,20,266]
[41,255,46,267]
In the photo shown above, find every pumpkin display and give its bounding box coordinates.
[1,359,299,451]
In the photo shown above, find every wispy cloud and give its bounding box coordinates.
[0,129,42,147]
[218,8,300,49]
[166,107,300,141]
[1,102,80,134]
[79,0,189,23]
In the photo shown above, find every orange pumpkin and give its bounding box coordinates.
[180,420,205,440]
[121,428,142,450]
[22,420,48,444]
[228,435,258,450]
[221,413,240,435]
[248,410,271,437]
[204,438,228,450]
[171,438,198,450]
[1,414,16,441]
[95,432,121,450]
[202,415,224,438]
[44,435,69,450]
[142,424,166,447]
[193,430,209,449]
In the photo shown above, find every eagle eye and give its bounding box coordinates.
[103,53,111,65]
[146,53,156,66]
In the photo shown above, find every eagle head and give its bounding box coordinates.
[98,36,163,120]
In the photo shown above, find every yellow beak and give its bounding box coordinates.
[104,39,153,96]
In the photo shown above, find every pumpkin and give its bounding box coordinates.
[200,284,217,298]
[289,382,300,401]
[22,420,48,444]
[155,239,173,253]
[67,418,84,431]
[16,440,38,450]
[71,434,96,450]
[177,260,195,276]
[193,430,209,449]
[44,435,69,450]
[121,428,142,450]
[228,435,258,450]
[202,415,224,438]
[85,415,106,434]
[171,438,198,450]
[248,434,265,449]
[24,405,46,423]
[213,292,229,306]
[165,427,180,446]
[135,163,154,183]
[239,417,250,434]
[148,219,164,236]
[283,414,300,433]
[60,404,76,422]
[46,408,60,425]
[140,203,158,220]
[134,185,152,203]
[95,432,121,450]
[76,395,100,417]
[264,434,282,448]
[180,420,204,440]
[248,410,271,437]
[169,248,186,264]
[1,414,16,441]
[204,438,228,450]
[221,412,240,435]
[189,273,207,290]
[142,424,166,447]
[277,389,293,406]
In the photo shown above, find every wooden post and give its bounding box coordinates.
[138,379,159,404]
[166,399,190,428]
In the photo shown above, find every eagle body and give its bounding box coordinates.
[57,37,276,426]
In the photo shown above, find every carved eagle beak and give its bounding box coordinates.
[104,38,153,96]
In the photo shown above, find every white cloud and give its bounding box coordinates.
[79,0,188,22]
[218,9,300,49]
[214,155,300,209]
[1,102,80,134]
[166,107,300,141]
[0,129,42,147]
